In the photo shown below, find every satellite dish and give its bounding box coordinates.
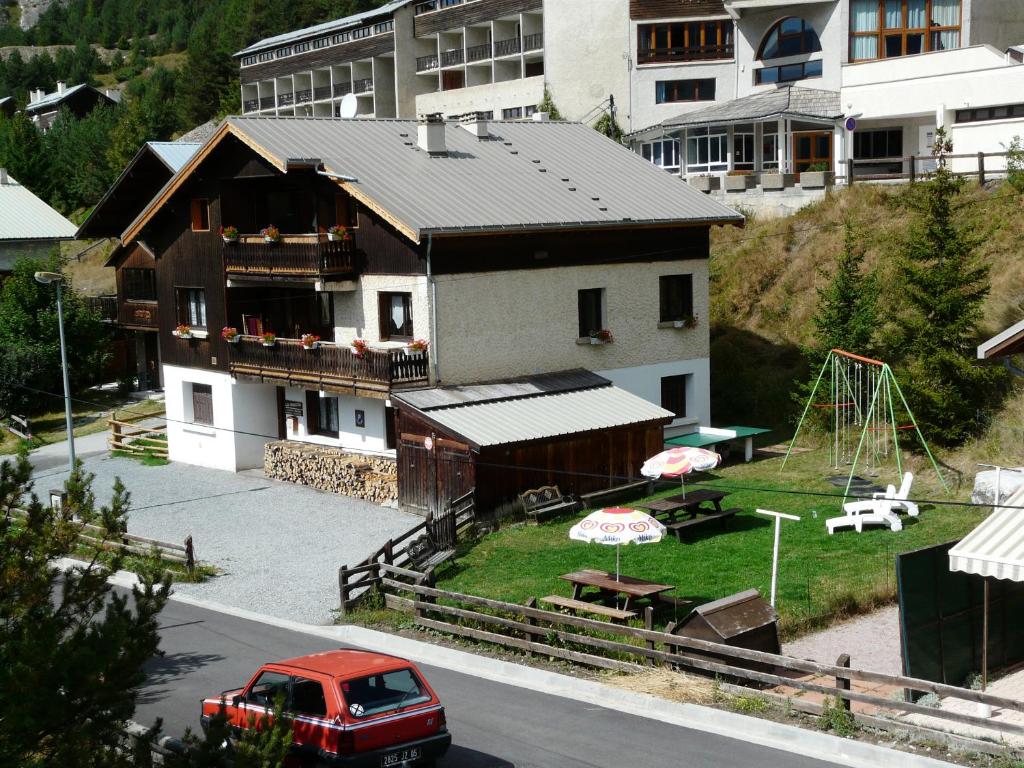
[339,93,357,119]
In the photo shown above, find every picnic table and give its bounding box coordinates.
[558,568,674,613]
[637,489,739,542]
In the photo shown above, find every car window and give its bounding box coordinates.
[340,668,430,718]
[290,676,328,718]
[246,670,289,708]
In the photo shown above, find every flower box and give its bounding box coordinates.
[673,314,698,329]
[800,171,835,189]
[351,339,369,358]
[261,333,277,347]
[589,329,614,345]
[723,174,754,192]
[260,225,281,244]
[174,324,192,339]
[327,225,351,242]
[220,226,239,244]
[761,172,794,191]
[301,334,320,350]
[688,175,719,193]
[221,326,240,343]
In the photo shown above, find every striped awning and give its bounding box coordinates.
[949,486,1024,582]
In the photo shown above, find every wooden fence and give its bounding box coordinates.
[108,410,168,459]
[844,150,1008,185]
[360,565,1024,739]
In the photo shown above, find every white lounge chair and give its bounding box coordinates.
[841,472,919,518]
[826,507,903,534]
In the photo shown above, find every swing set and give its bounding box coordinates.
[782,349,948,502]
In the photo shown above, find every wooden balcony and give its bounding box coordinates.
[637,44,734,64]
[228,337,429,397]
[224,234,358,281]
[119,300,159,329]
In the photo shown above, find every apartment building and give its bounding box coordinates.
[105,114,739,510]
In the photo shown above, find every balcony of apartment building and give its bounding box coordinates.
[223,234,358,281]
[637,20,735,65]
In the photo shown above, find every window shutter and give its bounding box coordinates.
[378,293,390,339]
[305,391,320,435]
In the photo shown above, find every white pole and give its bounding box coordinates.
[757,509,801,607]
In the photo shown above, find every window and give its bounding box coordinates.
[290,677,327,718]
[524,104,537,117]
[659,275,694,323]
[502,106,523,119]
[655,79,715,104]
[524,60,544,77]
[685,127,728,174]
[641,139,680,173]
[442,70,464,90]
[175,287,206,329]
[577,288,605,338]
[123,268,156,301]
[850,0,960,61]
[245,670,289,708]
[854,128,903,159]
[340,668,429,718]
[319,397,340,436]
[758,17,821,59]
[762,129,779,170]
[661,375,689,419]
[191,383,213,426]
[955,103,1024,123]
[379,292,413,340]
[733,124,755,171]
[190,198,210,232]
[638,20,734,63]
[335,194,358,229]
[754,58,822,85]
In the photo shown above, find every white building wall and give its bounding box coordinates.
[630,59,737,133]
[332,275,430,346]
[597,357,710,429]
[415,75,545,118]
[282,387,390,454]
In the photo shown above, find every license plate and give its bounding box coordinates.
[382,746,421,766]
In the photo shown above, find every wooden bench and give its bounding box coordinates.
[666,508,740,541]
[405,534,455,573]
[519,485,579,525]
[540,595,637,623]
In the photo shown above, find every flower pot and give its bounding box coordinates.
[589,337,600,345]
[177,333,192,340]
[302,342,318,350]
[222,236,238,244]
[225,335,240,344]
[327,233,338,242]
[263,237,276,244]
[673,319,686,329]
[262,341,276,347]
[688,175,719,193]
[723,174,754,192]
[761,172,794,191]
[799,171,835,189]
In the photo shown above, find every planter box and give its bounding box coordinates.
[761,172,794,191]
[800,171,835,189]
[688,175,719,193]
[723,175,754,192]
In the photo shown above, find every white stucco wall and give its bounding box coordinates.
[282,386,390,454]
[415,75,545,118]
[433,258,710,394]
[630,59,738,133]
[332,275,430,346]
[164,365,277,472]
[597,357,710,428]
[544,0,631,125]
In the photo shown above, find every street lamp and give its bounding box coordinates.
[34,271,75,472]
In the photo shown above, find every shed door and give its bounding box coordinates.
[398,432,473,518]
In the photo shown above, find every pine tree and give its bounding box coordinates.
[894,128,1006,445]
[812,221,878,356]
[536,87,563,120]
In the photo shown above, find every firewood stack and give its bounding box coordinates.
[264,441,397,503]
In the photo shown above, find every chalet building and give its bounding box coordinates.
[0,167,76,273]
[24,81,119,131]
[112,113,740,509]
[77,141,203,390]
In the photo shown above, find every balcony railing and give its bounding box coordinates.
[494,37,521,57]
[466,42,491,62]
[637,45,734,64]
[120,299,159,329]
[313,85,332,100]
[259,96,275,109]
[295,89,313,104]
[415,0,473,14]
[228,337,429,393]
[523,32,543,52]
[333,82,353,97]
[86,295,117,323]
[417,53,439,72]
[354,77,373,93]
[440,48,464,67]
[277,92,295,106]
[224,235,357,279]
[243,98,260,113]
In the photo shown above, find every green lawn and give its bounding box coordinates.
[437,448,985,638]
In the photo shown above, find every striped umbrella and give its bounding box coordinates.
[640,446,722,496]
[569,507,666,582]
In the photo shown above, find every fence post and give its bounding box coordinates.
[110,419,122,451]
[835,653,852,711]
[978,151,986,185]
[383,540,394,566]
[846,158,854,186]
[184,535,195,573]
[524,597,538,658]
[338,565,349,617]
[644,607,655,667]
[908,155,916,183]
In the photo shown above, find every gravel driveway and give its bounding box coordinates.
[33,450,418,625]
[783,605,902,675]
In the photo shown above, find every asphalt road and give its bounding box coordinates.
[135,597,846,768]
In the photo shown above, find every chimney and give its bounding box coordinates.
[417,113,447,155]
[533,111,550,122]
[459,110,489,138]
[28,89,36,104]
[56,81,66,94]
[0,168,8,185]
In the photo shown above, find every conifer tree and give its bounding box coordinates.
[812,221,878,356]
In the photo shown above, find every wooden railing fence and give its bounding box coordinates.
[365,568,1024,738]
[108,410,168,459]
[844,150,1008,185]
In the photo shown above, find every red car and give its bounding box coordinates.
[201,649,451,767]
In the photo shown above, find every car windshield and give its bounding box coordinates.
[340,668,430,718]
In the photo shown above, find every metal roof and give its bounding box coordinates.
[236,0,412,56]
[0,174,77,242]
[22,83,115,113]
[658,85,841,130]
[147,141,202,172]
[978,318,1024,359]
[398,369,608,410]
[396,382,674,448]
[220,116,743,239]
[949,486,1024,582]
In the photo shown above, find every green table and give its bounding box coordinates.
[665,425,771,462]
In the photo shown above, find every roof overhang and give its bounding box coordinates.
[978,319,1024,359]
[722,0,835,18]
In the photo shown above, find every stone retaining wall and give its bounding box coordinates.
[264,441,397,504]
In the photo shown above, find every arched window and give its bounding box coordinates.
[757,17,821,60]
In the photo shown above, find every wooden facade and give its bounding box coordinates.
[395,402,668,516]
[414,0,543,37]
[628,0,727,20]
[240,33,396,85]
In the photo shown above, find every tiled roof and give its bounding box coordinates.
[660,85,841,129]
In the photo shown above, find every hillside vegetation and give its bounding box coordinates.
[708,180,1024,474]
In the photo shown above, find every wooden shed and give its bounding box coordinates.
[669,589,781,655]
[392,370,673,517]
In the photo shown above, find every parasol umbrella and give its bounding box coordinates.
[640,446,721,497]
[569,507,666,583]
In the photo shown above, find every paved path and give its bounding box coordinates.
[137,596,846,768]
[31,436,419,625]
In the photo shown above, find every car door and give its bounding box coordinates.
[288,674,332,752]
[237,669,290,731]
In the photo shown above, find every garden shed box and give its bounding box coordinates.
[672,589,781,655]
